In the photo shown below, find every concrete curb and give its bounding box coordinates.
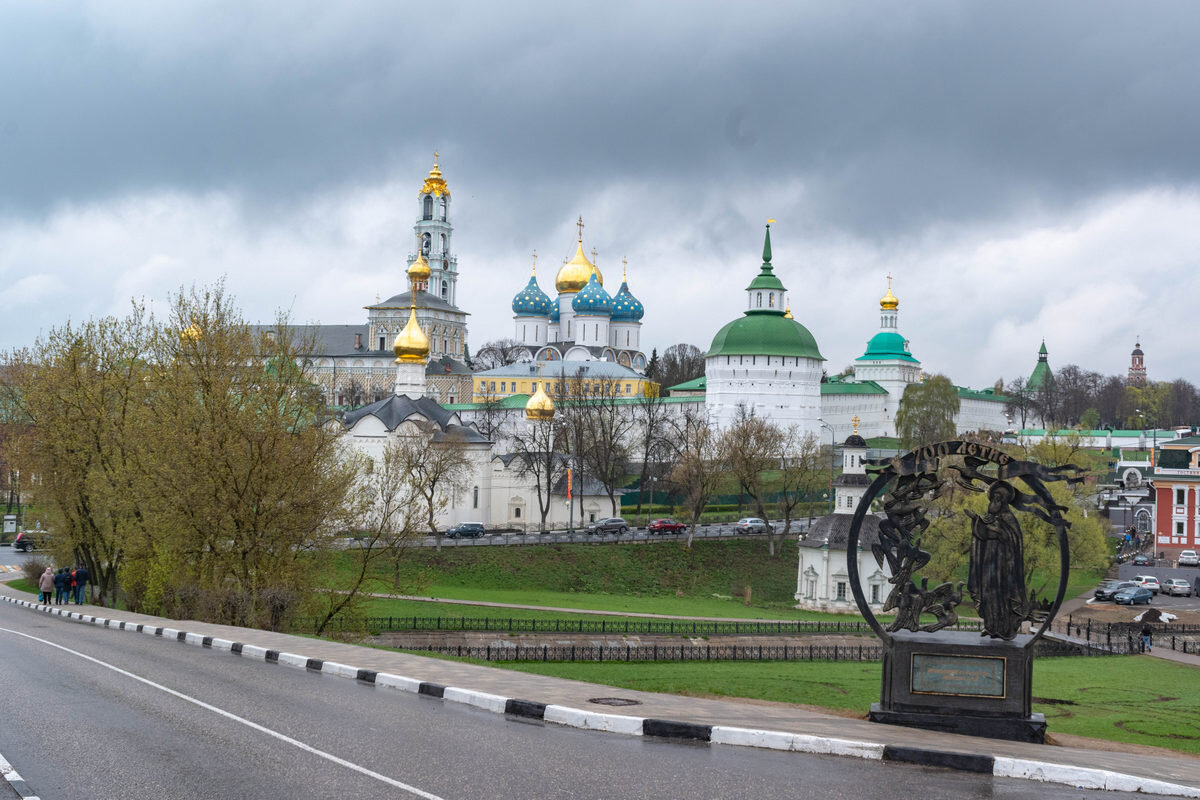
[5,594,1200,798]
[0,750,41,799]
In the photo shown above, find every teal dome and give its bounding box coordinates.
[707,313,824,361]
[610,281,644,322]
[859,331,918,363]
[549,302,560,323]
[571,272,613,316]
[511,274,552,317]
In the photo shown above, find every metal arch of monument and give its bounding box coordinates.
[845,440,1080,743]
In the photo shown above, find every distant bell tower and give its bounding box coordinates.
[411,153,458,306]
[1128,340,1147,387]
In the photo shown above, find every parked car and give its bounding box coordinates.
[1114,586,1153,605]
[1162,578,1194,597]
[735,518,771,534]
[445,522,485,539]
[647,518,687,534]
[10,531,51,552]
[587,517,629,535]
[1179,550,1200,567]
[1094,580,1136,601]
[1132,553,1152,566]
[1133,575,1162,594]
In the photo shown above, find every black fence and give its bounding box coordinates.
[1056,616,1200,655]
[300,615,989,636]
[392,638,1114,663]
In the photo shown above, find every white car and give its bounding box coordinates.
[1179,550,1199,567]
[1133,575,1161,595]
[735,518,771,534]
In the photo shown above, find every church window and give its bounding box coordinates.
[836,582,847,601]
[473,486,479,509]
[440,233,446,252]
[442,280,448,299]
[423,196,433,220]
[421,233,431,256]
[489,381,496,392]
[440,198,447,221]
[769,292,775,308]
[442,338,447,352]
[626,331,630,346]
[501,382,507,392]
[514,507,521,519]
[379,336,385,350]
[479,381,485,392]
[1177,488,1186,505]
[626,384,632,394]
[756,292,762,308]
[805,579,816,599]
[870,584,881,604]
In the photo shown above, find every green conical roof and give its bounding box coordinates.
[1029,341,1052,390]
[746,224,785,291]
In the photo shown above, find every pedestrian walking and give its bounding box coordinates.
[1141,623,1152,653]
[53,568,67,604]
[38,567,54,604]
[73,564,90,604]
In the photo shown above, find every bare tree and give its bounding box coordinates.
[723,407,788,555]
[472,382,509,443]
[658,343,705,390]
[391,420,475,551]
[631,392,676,521]
[508,417,566,530]
[312,441,422,634]
[576,375,633,517]
[1004,376,1036,430]
[340,375,368,409]
[669,406,724,548]
[773,428,823,549]
[474,338,525,370]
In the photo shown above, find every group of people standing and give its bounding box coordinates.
[37,565,90,605]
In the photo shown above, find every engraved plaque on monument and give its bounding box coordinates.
[846,440,1080,743]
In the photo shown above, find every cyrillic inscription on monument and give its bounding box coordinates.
[911,653,1005,698]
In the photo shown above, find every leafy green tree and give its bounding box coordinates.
[1080,407,1100,430]
[896,375,960,449]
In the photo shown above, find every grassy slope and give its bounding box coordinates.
[484,656,1200,755]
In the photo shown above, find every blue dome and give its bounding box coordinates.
[511,274,552,317]
[549,302,560,323]
[610,281,644,322]
[571,272,613,315]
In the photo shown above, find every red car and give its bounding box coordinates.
[648,518,687,534]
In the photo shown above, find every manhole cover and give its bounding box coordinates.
[589,697,641,707]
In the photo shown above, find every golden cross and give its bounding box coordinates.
[591,248,597,264]
[532,249,537,275]
[433,151,439,166]
[622,256,628,280]
[852,415,860,435]
[887,272,892,290]
[576,216,585,241]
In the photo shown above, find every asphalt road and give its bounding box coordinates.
[1113,562,1200,611]
[0,601,1154,800]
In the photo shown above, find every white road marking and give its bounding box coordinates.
[0,627,446,800]
[0,749,42,799]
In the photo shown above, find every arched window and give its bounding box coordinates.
[440,198,447,221]
[442,279,448,298]
[756,292,762,308]
[421,233,431,255]
[440,233,447,253]
[769,292,775,308]
[423,196,433,220]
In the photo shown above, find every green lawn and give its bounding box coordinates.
[479,655,1200,754]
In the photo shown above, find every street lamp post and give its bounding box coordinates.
[818,419,835,515]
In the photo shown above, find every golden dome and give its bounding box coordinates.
[783,302,793,320]
[393,307,430,364]
[525,382,555,421]
[555,239,598,293]
[408,252,431,282]
[880,273,899,310]
[420,152,449,197]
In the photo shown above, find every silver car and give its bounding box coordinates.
[1162,578,1194,597]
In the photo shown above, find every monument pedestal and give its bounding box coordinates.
[870,630,1045,743]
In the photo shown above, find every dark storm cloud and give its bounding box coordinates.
[3,1,1200,236]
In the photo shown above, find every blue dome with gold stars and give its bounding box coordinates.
[511,273,552,317]
[571,271,613,316]
[610,280,644,322]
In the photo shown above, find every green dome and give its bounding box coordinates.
[858,331,919,363]
[707,312,824,360]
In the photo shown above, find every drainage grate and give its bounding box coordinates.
[589,697,642,707]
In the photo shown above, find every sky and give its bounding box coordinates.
[2,1,1199,388]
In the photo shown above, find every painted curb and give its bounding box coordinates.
[4,594,1200,798]
[0,750,42,799]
